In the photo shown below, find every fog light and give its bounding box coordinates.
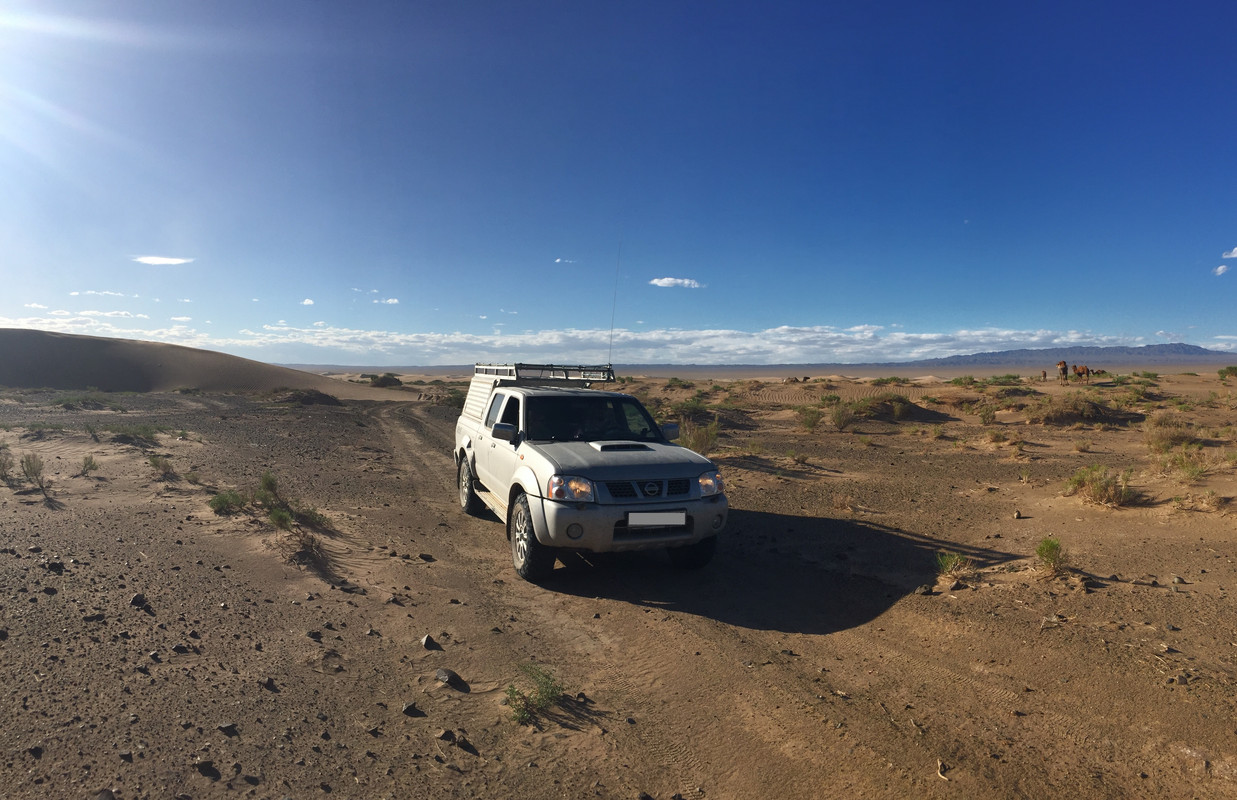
[711,515,724,530]
[566,523,584,540]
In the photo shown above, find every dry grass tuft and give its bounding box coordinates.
[1064,465,1138,507]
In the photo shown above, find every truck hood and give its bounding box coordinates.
[528,440,715,480]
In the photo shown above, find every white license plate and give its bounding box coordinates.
[627,511,686,528]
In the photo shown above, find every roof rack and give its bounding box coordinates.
[474,363,615,383]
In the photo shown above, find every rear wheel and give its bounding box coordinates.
[509,493,555,581]
[667,536,717,569]
[458,458,481,515]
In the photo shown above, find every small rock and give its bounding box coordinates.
[435,668,461,686]
[421,634,440,650]
[418,553,436,562]
[129,593,147,607]
[949,580,966,591]
[437,729,456,742]
[915,584,934,595]
[172,644,190,654]
[1013,510,1022,519]
[217,722,238,736]
[401,701,423,717]
[1172,576,1186,585]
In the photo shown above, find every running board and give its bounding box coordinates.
[475,486,508,521]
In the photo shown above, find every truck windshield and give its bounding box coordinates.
[525,396,663,442]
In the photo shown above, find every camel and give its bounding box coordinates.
[1073,364,1091,383]
[1041,370,1048,382]
[1057,361,1068,381]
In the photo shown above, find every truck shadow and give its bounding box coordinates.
[545,507,1022,636]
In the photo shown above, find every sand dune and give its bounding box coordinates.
[0,329,386,399]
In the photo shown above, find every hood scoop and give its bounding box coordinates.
[589,441,653,452]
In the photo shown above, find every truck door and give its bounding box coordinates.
[476,394,522,493]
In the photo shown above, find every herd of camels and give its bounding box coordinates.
[780,362,1107,385]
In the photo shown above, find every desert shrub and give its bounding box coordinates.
[1138,371,1159,380]
[679,417,719,456]
[21,452,47,492]
[1143,411,1196,453]
[1158,444,1211,484]
[852,392,917,421]
[983,374,1023,386]
[871,376,910,386]
[935,551,974,579]
[1073,439,1092,453]
[293,504,330,529]
[1064,465,1137,507]
[1025,393,1112,425]
[107,424,164,446]
[1219,366,1237,380]
[977,405,997,425]
[0,445,12,482]
[1035,538,1066,573]
[930,424,945,440]
[370,372,403,388]
[185,471,201,485]
[209,490,246,514]
[149,455,176,479]
[673,393,709,419]
[986,429,1007,444]
[831,403,856,432]
[950,376,976,387]
[269,507,294,530]
[819,393,841,406]
[505,663,565,725]
[435,388,467,409]
[80,455,100,475]
[665,377,693,390]
[795,405,823,431]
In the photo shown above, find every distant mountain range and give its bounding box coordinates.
[286,344,1236,374]
[865,343,1235,369]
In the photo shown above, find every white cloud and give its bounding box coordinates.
[133,256,194,265]
[1215,265,1230,276]
[301,299,314,306]
[170,316,191,322]
[313,321,327,327]
[178,298,191,303]
[555,258,577,264]
[79,310,149,319]
[649,277,704,289]
[252,298,259,302]
[1223,247,1237,258]
[374,298,399,305]
[24,303,47,309]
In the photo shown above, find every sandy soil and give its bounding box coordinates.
[3,358,1237,799]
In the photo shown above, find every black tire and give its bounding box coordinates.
[508,493,555,581]
[458,458,481,515]
[667,536,717,570]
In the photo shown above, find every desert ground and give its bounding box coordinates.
[3,336,1237,798]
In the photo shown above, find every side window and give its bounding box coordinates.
[484,394,504,428]
[500,396,521,428]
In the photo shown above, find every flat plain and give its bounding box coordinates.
[3,344,1237,798]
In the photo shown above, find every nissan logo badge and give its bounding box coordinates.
[643,482,660,497]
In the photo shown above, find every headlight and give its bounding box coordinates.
[698,470,724,497]
[548,475,595,502]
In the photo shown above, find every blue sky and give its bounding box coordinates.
[2,1,1235,365]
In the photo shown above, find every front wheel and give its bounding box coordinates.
[509,493,555,582]
[458,458,481,515]
[667,536,717,569]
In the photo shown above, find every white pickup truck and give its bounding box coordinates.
[454,363,728,581]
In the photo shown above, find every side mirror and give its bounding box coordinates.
[492,422,517,442]
[660,422,680,441]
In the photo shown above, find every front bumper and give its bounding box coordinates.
[530,493,728,553]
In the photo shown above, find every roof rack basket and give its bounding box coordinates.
[473,363,615,383]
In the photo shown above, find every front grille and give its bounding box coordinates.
[605,478,692,500]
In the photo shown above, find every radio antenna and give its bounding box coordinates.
[607,242,621,365]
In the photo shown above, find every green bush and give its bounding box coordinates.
[831,403,856,432]
[1035,538,1065,573]
[370,372,403,388]
[0,445,12,482]
[21,452,46,492]
[209,490,246,514]
[795,405,823,431]
[80,455,100,475]
[935,551,974,578]
[268,507,294,530]
[679,417,719,456]
[1064,465,1137,507]
[505,663,565,725]
[1219,366,1237,380]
